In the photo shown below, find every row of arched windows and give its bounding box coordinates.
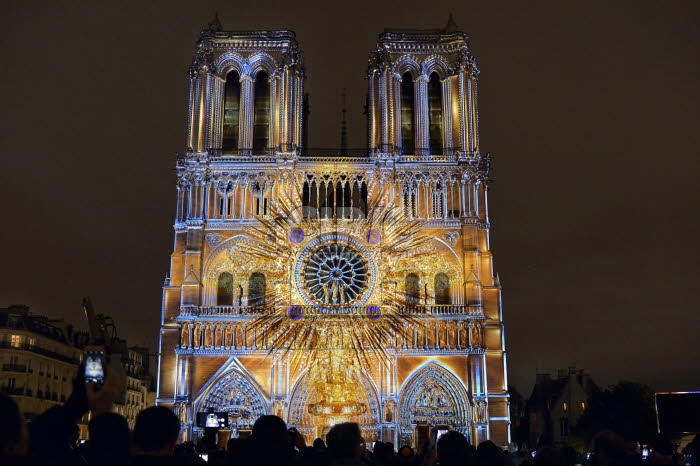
[216,271,450,307]
[301,179,368,219]
[222,71,270,152]
[217,272,266,307]
[406,272,450,305]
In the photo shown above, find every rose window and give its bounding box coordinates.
[295,235,376,313]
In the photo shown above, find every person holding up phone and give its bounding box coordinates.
[26,357,119,466]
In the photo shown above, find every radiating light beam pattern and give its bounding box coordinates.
[241,181,437,395]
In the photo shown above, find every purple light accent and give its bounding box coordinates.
[366,305,381,320]
[366,229,381,245]
[289,228,305,243]
[288,306,304,320]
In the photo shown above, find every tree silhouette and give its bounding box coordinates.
[574,381,656,445]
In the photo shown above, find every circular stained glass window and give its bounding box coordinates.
[295,235,376,313]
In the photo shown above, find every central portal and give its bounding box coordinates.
[287,368,382,443]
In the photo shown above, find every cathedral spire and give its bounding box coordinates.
[208,12,222,32]
[443,12,458,33]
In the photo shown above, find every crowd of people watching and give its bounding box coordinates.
[1,365,697,466]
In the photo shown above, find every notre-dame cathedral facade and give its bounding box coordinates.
[157,18,510,447]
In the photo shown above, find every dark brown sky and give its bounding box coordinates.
[1,0,698,394]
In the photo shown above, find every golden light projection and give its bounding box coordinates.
[160,25,511,447]
[238,182,439,424]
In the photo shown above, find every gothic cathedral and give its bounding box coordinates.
[157,19,510,447]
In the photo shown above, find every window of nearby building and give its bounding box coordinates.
[11,335,21,348]
[563,402,567,411]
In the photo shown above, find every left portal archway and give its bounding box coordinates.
[196,369,269,430]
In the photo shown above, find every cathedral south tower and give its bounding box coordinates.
[157,20,510,447]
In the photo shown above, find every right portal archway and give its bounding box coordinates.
[397,362,472,445]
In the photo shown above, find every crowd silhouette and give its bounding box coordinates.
[1,365,697,466]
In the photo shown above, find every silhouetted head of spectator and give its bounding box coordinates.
[133,406,180,456]
[593,431,626,466]
[288,426,307,452]
[374,441,394,464]
[397,445,415,464]
[313,438,327,450]
[299,446,317,464]
[326,422,364,459]
[0,392,28,458]
[250,415,290,465]
[252,415,288,448]
[437,431,472,466]
[477,440,507,466]
[89,413,131,462]
[373,441,384,452]
[28,405,80,461]
[534,446,567,466]
[226,437,252,466]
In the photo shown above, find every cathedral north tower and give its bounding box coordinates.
[157,19,510,447]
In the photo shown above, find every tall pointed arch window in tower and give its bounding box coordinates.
[406,273,420,306]
[400,72,415,155]
[428,72,443,156]
[248,272,266,308]
[222,71,240,152]
[435,273,450,305]
[217,272,234,306]
[253,71,270,154]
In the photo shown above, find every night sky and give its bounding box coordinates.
[2,1,698,395]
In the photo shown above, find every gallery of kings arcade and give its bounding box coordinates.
[156,19,510,447]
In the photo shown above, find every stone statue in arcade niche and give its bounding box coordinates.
[232,285,241,308]
[474,399,486,423]
[240,286,247,308]
[384,401,394,422]
[193,324,201,348]
[180,322,190,347]
[274,400,286,418]
[471,324,482,347]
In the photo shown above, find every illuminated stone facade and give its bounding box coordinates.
[157,21,510,447]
